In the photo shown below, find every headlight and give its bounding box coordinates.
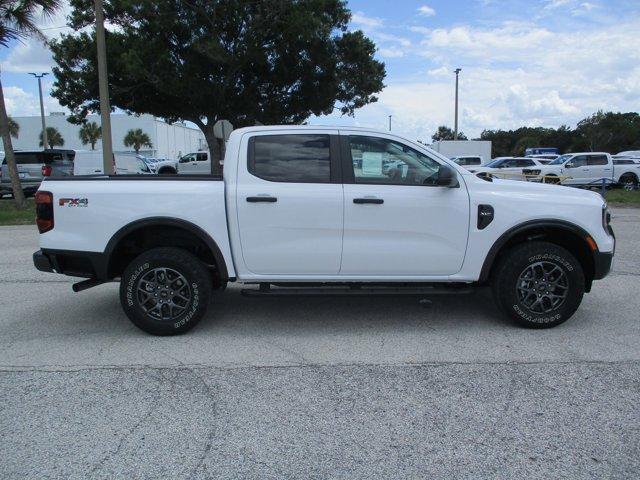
[602,203,612,234]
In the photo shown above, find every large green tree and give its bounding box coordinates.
[0,0,61,208]
[431,125,467,141]
[50,0,386,173]
[572,111,640,152]
[123,128,152,153]
[79,121,101,149]
[39,126,64,148]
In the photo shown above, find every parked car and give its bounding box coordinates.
[526,152,640,190]
[71,151,152,176]
[142,156,179,174]
[525,147,559,156]
[1,149,74,196]
[468,157,544,181]
[616,150,640,158]
[451,155,483,167]
[178,151,212,174]
[33,126,614,335]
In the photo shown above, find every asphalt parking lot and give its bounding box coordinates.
[1,209,639,479]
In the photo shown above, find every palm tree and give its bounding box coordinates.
[79,121,101,150]
[39,126,64,148]
[0,0,61,208]
[8,115,19,138]
[123,128,153,153]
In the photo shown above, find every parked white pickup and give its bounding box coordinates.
[33,126,615,335]
[525,152,640,189]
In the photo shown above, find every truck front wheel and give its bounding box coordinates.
[119,247,212,335]
[492,241,585,328]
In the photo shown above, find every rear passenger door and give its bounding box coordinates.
[586,154,611,184]
[236,131,344,275]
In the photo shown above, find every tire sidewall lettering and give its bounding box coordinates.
[173,282,199,329]
[126,262,150,307]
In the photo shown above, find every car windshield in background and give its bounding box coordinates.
[485,158,506,168]
[549,154,572,165]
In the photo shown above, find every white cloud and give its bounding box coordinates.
[2,86,64,116]
[351,12,383,29]
[378,47,405,58]
[417,5,436,17]
[427,66,451,77]
[1,41,54,73]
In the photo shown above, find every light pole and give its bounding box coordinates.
[388,115,392,132]
[94,0,114,174]
[29,72,48,149]
[454,68,462,140]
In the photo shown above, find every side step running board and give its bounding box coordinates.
[241,284,474,297]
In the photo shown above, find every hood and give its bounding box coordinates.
[481,177,605,206]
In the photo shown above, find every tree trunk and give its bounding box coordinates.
[0,72,26,209]
[203,124,222,176]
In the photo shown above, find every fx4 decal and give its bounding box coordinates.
[59,198,88,207]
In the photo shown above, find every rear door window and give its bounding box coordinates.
[249,134,331,183]
[14,153,43,165]
[588,155,608,166]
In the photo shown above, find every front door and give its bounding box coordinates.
[564,155,589,185]
[340,133,470,276]
[236,131,343,275]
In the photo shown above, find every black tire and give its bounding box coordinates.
[544,175,560,184]
[619,174,638,191]
[492,241,585,328]
[119,247,212,335]
[158,168,176,175]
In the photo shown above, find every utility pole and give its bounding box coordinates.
[29,73,48,149]
[454,68,462,140]
[388,115,392,132]
[94,0,114,174]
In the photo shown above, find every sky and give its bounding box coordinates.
[1,0,639,142]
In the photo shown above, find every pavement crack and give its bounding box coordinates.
[88,369,165,475]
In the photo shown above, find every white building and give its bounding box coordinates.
[10,113,206,160]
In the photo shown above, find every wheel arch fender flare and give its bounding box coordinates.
[104,217,229,280]
[479,219,595,283]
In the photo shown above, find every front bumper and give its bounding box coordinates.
[593,251,613,280]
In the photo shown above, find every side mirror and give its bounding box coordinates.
[565,162,574,168]
[437,165,458,187]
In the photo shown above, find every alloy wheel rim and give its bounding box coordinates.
[516,261,569,314]
[136,267,191,321]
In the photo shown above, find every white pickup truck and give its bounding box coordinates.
[524,152,640,190]
[33,126,615,335]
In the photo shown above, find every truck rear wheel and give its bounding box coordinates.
[492,241,585,328]
[119,247,212,335]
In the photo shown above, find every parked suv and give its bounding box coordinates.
[1,149,74,196]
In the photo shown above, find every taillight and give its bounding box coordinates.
[42,165,52,177]
[35,191,54,233]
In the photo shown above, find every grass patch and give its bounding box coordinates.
[604,189,640,206]
[0,197,35,226]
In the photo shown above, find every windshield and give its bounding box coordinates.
[485,158,506,168]
[549,154,572,165]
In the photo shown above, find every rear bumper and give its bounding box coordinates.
[33,249,108,279]
[33,250,54,273]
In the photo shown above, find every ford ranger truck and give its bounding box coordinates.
[32,126,615,335]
